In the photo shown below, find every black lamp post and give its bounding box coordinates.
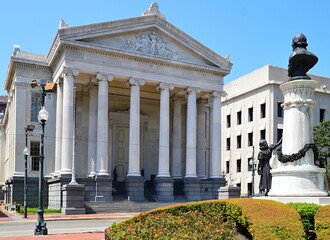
[31,79,49,235]
[249,146,257,197]
[23,124,35,219]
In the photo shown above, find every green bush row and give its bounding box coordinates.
[106,199,306,240]
[315,204,330,240]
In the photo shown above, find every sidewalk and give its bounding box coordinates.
[0,208,138,240]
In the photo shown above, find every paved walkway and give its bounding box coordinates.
[0,208,138,240]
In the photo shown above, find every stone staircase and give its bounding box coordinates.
[85,196,189,213]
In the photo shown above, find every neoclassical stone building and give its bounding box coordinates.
[0,3,231,207]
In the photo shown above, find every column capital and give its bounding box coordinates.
[171,94,185,103]
[62,67,79,77]
[157,82,174,91]
[185,87,201,95]
[127,78,145,87]
[210,90,226,98]
[197,98,208,105]
[96,73,113,82]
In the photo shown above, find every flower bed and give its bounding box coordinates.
[106,199,306,240]
[315,204,330,240]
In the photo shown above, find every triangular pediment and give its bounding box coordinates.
[56,15,232,73]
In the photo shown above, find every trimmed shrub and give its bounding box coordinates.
[315,204,330,240]
[224,199,305,240]
[287,202,321,239]
[106,199,306,240]
[106,200,245,240]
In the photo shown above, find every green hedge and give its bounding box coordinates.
[315,204,330,240]
[106,199,305,240]
[287,202,321,239]
[224,199,305,240]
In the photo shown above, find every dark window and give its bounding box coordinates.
[260,103,266,118]
[277,128,283,142]
[237,111,242,125]
[248,132,253,147]
[248,158,253,171]
[248,107,253,122]
[31,92,41,122]
[260,129,266,140]
[320,109,326,122]
[237,159,241,173]
[31,141,40,171]
[226,137,231,151]
[237,135,241,149]
[226,161,230,174]
[226,114,231,128]
[277,102,283,117]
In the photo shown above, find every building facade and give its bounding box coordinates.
[221,65,330,197]
[0,4,231,207]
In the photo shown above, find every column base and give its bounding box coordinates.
[155,177,174,201]
[125,176,145,201]
[184,177,201,201]
[61,184,85,215]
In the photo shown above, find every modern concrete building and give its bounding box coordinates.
[0,3,231,208]
[221,65,330,197]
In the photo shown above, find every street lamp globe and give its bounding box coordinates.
[38,107,49,122]
[23,147,29,156]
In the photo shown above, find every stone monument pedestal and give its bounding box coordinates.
[268,79,328,198]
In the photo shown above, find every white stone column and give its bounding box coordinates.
[87,85,98,177]
[54,80,63,176]
[185,87,201,178]
[157,83,174,177]
[171,96,184,178]
[96,73,113,176]
[127,78,145,176]
[210,91,222,178]
[197,98,207,179]
[61,67,79,175]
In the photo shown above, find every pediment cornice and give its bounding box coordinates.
[47,15,232,74]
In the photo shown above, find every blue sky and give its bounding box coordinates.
[1,0,329,95]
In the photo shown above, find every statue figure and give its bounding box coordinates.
[257,139,282,196]
[288,33,318,80]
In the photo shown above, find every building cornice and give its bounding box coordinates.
[60,42,227,77]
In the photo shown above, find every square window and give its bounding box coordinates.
[260,129,266,140]
[237,135,242,149]
[277,128,283,143]
[237,111,242,125]
[320,109,326,122]
[237,159,241,173]
[248,132,253,147]
[260,103,266,118]
[31,92,41,122]
[226,114,231,128]
[226,137,231,151]
[30,141,40,171]
[248,107,253,122]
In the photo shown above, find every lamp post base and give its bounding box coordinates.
[34,210,48,235]
[34,223,48,235]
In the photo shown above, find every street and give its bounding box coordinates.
[0,218,126,237]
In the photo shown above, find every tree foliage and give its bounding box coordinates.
[314,120,330,188]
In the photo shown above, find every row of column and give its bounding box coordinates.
[54,68,223,180]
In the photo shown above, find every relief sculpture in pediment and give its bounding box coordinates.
[121,31,181,60]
